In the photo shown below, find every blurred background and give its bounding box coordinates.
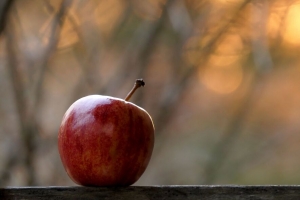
[1,0,300,186]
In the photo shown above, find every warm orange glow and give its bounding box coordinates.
[199,33,244,94]
[57,9,80,49]
[282,4,300,45]
[267,12,280,41]
[214,0,244,4]
[215,34,244,55]
[201,55,243,94]
[132,0,165,21]
[266,2,288,42]
[40,3,80,49]
[94,0,125,36]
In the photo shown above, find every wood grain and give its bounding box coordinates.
[1,185,300,200]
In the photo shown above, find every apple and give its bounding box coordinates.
[58,79,155,186]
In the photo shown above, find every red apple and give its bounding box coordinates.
[58,80,155,186]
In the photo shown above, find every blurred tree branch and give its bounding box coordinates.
[154,0,252,133]
[3,0,71,185]
[202,0,273,184]
[0,0,13,35]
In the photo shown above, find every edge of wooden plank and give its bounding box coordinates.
[1,185,300,200]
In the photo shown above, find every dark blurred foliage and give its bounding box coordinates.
[1,0,300,186]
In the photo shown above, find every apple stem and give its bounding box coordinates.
[125,79,145,101]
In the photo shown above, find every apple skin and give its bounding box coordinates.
[58,95,155,186]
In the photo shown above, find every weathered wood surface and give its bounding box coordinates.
[1,185,300,200]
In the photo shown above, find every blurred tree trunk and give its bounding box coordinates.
[0,0,13,34]
[3,0,70,186]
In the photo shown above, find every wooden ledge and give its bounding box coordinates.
[1,185,300,200]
